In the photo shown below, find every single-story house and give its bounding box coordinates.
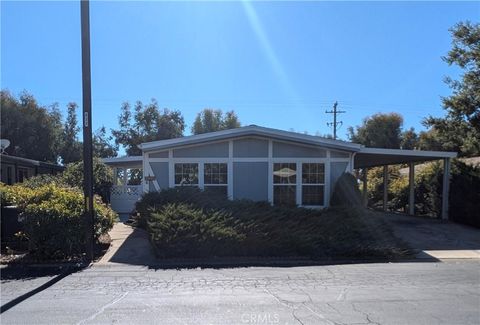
[0,154,65,185]
[104,125,457,218]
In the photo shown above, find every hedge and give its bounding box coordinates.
[0,183,117,259]
[138,187,409,259]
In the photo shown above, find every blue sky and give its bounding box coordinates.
[2,1,479,154]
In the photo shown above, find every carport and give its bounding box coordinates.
[354,148,457,220]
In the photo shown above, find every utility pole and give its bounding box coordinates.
[326,101,346,140]
[81,0,94,262]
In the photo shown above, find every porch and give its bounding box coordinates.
[104,156,143,216]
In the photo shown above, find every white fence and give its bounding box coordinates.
[110,185,143,214]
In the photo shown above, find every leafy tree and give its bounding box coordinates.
[112,100,185,156]
[62,157,114,203]
[347,113,403,148]
[93,126,118,158]
[400,128,419,150]
[191,109,240,135]
[59,102,82,164]
[0,90,63,162]
[424,21,480,156]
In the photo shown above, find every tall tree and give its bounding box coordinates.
[93,126,118,158]
[424,21,480,156]
[400,127,419,150]
[347,113,404,148]
[191,109,241,135]
[0,90,63,162]
[59,102,82,164]
[112,100,185,156]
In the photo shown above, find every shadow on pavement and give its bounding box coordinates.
[0,264,84,313]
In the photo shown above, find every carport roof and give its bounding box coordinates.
[354,148,457,169]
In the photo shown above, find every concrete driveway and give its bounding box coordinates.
[375,212,480,259]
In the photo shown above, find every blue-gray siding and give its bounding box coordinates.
[173,142,229,158]
[149,162,169,190]
[233,138,268,157]
[273,141,326,158]
[233,162,268,201]
[330,150,350,158]
[149,151,168,158]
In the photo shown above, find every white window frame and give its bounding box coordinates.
[174,162,200,187]
[272,162,298,206]
[301,162,326,207]
[203,162,228,195]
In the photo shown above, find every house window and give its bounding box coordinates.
[204,163,227,196]
[273,163,297,206]
[175,163,198,186]
[302,163,325,205]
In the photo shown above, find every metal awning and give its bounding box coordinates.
[354,148,457,169]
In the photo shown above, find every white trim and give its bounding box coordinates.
[144,161,160,191]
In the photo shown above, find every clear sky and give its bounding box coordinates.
[2,1,479,154]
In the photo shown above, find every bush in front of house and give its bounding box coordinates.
[330,172,363,207]
[62,157,114,203]
[139,187,409,259]
[0,183,117,260]
[385,160,480,228]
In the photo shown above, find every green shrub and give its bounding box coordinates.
[0,183,117,259]
[62,157,114,203]
[21,173,68,189]
[140,188,408,259]
[330,172,363,207]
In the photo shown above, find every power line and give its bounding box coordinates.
[325,101,346,140]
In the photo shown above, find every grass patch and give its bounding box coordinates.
[138,188,410,259]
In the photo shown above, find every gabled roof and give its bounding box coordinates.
[138,125,362,152]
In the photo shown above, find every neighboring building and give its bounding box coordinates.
[0,154,64,185]
[104,125,456,218]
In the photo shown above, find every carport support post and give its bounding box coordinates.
[441,158,451,220]
[362,168,368,207]
[383,165,388,211]
[408,162,415,216]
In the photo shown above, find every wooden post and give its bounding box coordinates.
[383,165,388,211]
[408,162,415,216]
[441,158,451,220]
[362,168,368,207]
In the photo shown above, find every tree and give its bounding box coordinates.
[62,157,114,203]
[93,126,118,158]
[0,90,63,162]
[347,113,403,148]
[400,128,419,150]
[59,102,82,164]
[424,21,480,156]
[112,100,185,156]
[191,109,240,135]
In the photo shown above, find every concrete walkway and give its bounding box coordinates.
[377,212,480,260]
[96,223,156,266]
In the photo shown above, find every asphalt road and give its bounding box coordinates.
[1,261,479,325]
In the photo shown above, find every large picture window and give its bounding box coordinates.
[174,163,198,186]
[204,163,228,196]
[302,163,325,205]
[273,163,297,206]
